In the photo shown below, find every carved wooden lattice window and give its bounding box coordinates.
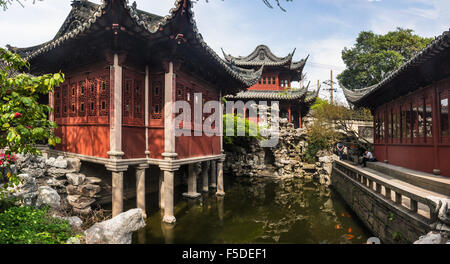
[99,77,109,116]
[123,79,132,117]
[151,78,163,119]
[134,80,144,119]
[87,79,97,117]
[69,83,77,117]
[62,84,69,117]
[78,80,87,117]
[54,86,61,118]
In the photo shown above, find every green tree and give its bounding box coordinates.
[0,48,64,198]
[337,28,433,90]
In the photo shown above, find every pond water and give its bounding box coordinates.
[130,175,373,244]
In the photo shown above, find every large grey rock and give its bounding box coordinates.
[414,232,445,244]
[53,156,68,169]
[20,167,45,178]
[67,195,95,209]
[45,157,56,167]
[47,167,76,178]
[17,173,37,193]
[427,197,450,225]
[66,158,81,172]
[66,173,86,186]
[85,208,146,244]
[319,156,332,164]
[36,186,61,209]
[66,184,101,197]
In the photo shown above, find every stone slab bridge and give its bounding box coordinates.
[332,160,450,243]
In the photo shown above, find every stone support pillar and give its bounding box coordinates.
[159,154,179,224]
[159,170,165,209]
[107,53,126,217]
[163,169,176,224]
[112,171,124,217]
[136,164,148,218]
[210,160,217,188]
[183,163,201,198]
[164,61,176,154]
[216,157,225,197]
[202,161,210,192]
[109,53,123,154]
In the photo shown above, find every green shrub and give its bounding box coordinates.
[223,113,262,145]
[0,206,74,244]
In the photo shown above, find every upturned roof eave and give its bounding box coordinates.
[7,0,262,90]
[343,28,450,108]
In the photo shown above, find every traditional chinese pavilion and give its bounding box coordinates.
[8,0,262,222]
[222,45,318,128]
[343,29,450,178]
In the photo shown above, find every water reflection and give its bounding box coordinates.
[132,176,372,244]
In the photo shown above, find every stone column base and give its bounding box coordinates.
[182,192,201,199]
[216,191,226,197]
[163,215,176,224]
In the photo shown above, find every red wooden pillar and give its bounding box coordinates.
[432,84,441,175]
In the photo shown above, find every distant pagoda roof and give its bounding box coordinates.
[342,28,450,109]
[222,45,308,71]
[7,0,262,91]
[225,81,319,102]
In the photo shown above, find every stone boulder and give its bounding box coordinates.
[47,167,76,178]
[67,184,101,197]
[66,173,86,186]
[53,156,68,169]
[67,195,95,209]
[45,157,56,167]
[414,232,447,244]
[85,209,146,244]
[66,158,81,172]
[36,186,61,209]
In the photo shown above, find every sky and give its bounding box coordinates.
[1,0,450,104]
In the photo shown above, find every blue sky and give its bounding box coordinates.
[1,0,450,103]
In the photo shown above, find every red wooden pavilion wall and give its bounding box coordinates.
[54,62,110,158]
[372,77,450,177]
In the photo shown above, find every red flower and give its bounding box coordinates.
[26,126,32,129]
[14,112,22,118]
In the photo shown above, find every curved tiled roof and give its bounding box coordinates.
[342,28,450,107]
[224,87,308,101]
[222,45,309,71]
[8,0,262,88]
[342,84,377,105]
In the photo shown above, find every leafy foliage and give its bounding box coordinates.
[304,100,373,163]
[223,113,262,146]
[0,47,64,197]
[0,206,74,244]
[337,28,433,90]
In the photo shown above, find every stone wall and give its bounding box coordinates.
[10,154,102,215]
[224,118,335,185]
[331,163,431,243]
